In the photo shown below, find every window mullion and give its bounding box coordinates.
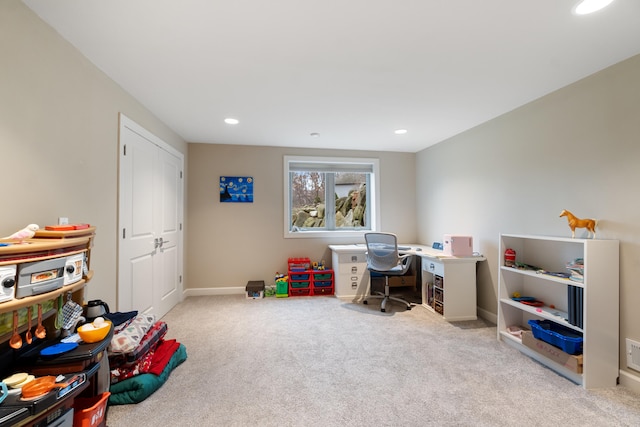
[325,173,336,230]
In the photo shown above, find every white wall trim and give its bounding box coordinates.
[477,307,497,324]
[183,287,245,297]
[619,370,640,394]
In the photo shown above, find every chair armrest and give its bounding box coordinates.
[398,253,412,269]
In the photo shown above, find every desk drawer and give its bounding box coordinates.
[338,272,366,282]
[338,252,367,265]
[337,273,367,290]
[423,259,444,277]
[345,263,367,276]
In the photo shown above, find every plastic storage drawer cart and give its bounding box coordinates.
[288,257,311,296]
[311,270,334,295]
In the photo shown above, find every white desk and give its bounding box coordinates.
[329,244,485,321]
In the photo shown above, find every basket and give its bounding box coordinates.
[73,392,110,427]
[288,257,310,271]
[289,288,311,297]
[528,319,583,355]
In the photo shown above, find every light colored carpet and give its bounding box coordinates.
[106,295,640,426]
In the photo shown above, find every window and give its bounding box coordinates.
[284,156,380,238]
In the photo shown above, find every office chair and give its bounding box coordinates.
[363,232,413,312]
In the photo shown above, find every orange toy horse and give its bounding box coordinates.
[559,209,597,239]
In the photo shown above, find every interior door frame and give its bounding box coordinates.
[117,113,184,313]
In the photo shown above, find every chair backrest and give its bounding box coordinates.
[365,232,399,271]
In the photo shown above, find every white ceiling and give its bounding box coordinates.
[23,0,640,153]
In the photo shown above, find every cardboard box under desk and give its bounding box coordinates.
[521,331,583,374]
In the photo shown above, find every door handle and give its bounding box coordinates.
[154,238,161,249]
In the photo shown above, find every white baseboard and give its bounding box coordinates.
[477,307,497,324]
[183,287,245,297]
[619,370,640,393]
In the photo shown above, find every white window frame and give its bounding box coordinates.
[284,155,380,239]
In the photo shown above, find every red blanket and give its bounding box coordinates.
[110,338,181,383]
[148,339,180,375]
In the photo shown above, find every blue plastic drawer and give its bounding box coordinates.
[528,319,583,355]
[314,280,333,287]
[290,273,310,281]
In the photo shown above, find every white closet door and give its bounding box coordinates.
[154,147,182,317]
[118,114,183,319]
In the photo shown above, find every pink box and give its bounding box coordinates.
[443,235,473,257]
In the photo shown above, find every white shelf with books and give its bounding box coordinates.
[497,234,619,389]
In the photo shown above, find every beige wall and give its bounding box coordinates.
[416,54,640,381]
[186,144,416,290]
[0,1,187,307]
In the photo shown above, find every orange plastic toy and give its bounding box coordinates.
[559,209,597,239]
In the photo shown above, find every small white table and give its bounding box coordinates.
[329,244,485,321]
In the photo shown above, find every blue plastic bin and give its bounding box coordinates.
[528,319,583,355]
[314,280,332,287]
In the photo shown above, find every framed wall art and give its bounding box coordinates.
[220,176,253,203]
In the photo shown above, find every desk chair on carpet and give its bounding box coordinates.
[363,232,413,312]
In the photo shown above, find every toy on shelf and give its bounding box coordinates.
[2,223,39,243]
[312,260,326,270]
[287,257,310,271]
[559,209,597,239]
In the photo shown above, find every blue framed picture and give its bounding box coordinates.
[220,176,253,203]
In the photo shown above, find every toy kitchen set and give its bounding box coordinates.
[0,225,111,427]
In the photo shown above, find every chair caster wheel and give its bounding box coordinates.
[406,306,412,311]
[363,300,368,305]
[381,308,386,313]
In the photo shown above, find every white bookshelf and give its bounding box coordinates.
[497,234,619,389]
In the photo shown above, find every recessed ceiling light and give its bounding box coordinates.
[574,0,614,15]
[394,129,408,135]
[310,132,320,137]
[224,118,239,125]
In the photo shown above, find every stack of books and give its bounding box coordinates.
[566,258,584,283]
[567,285,584,328]
[566,258,584,328]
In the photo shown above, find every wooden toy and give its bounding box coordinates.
[559,209,597,239]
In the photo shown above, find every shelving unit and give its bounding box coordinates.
[433,274,444,315]
[497,234,619,389]
[0,227,102,426]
